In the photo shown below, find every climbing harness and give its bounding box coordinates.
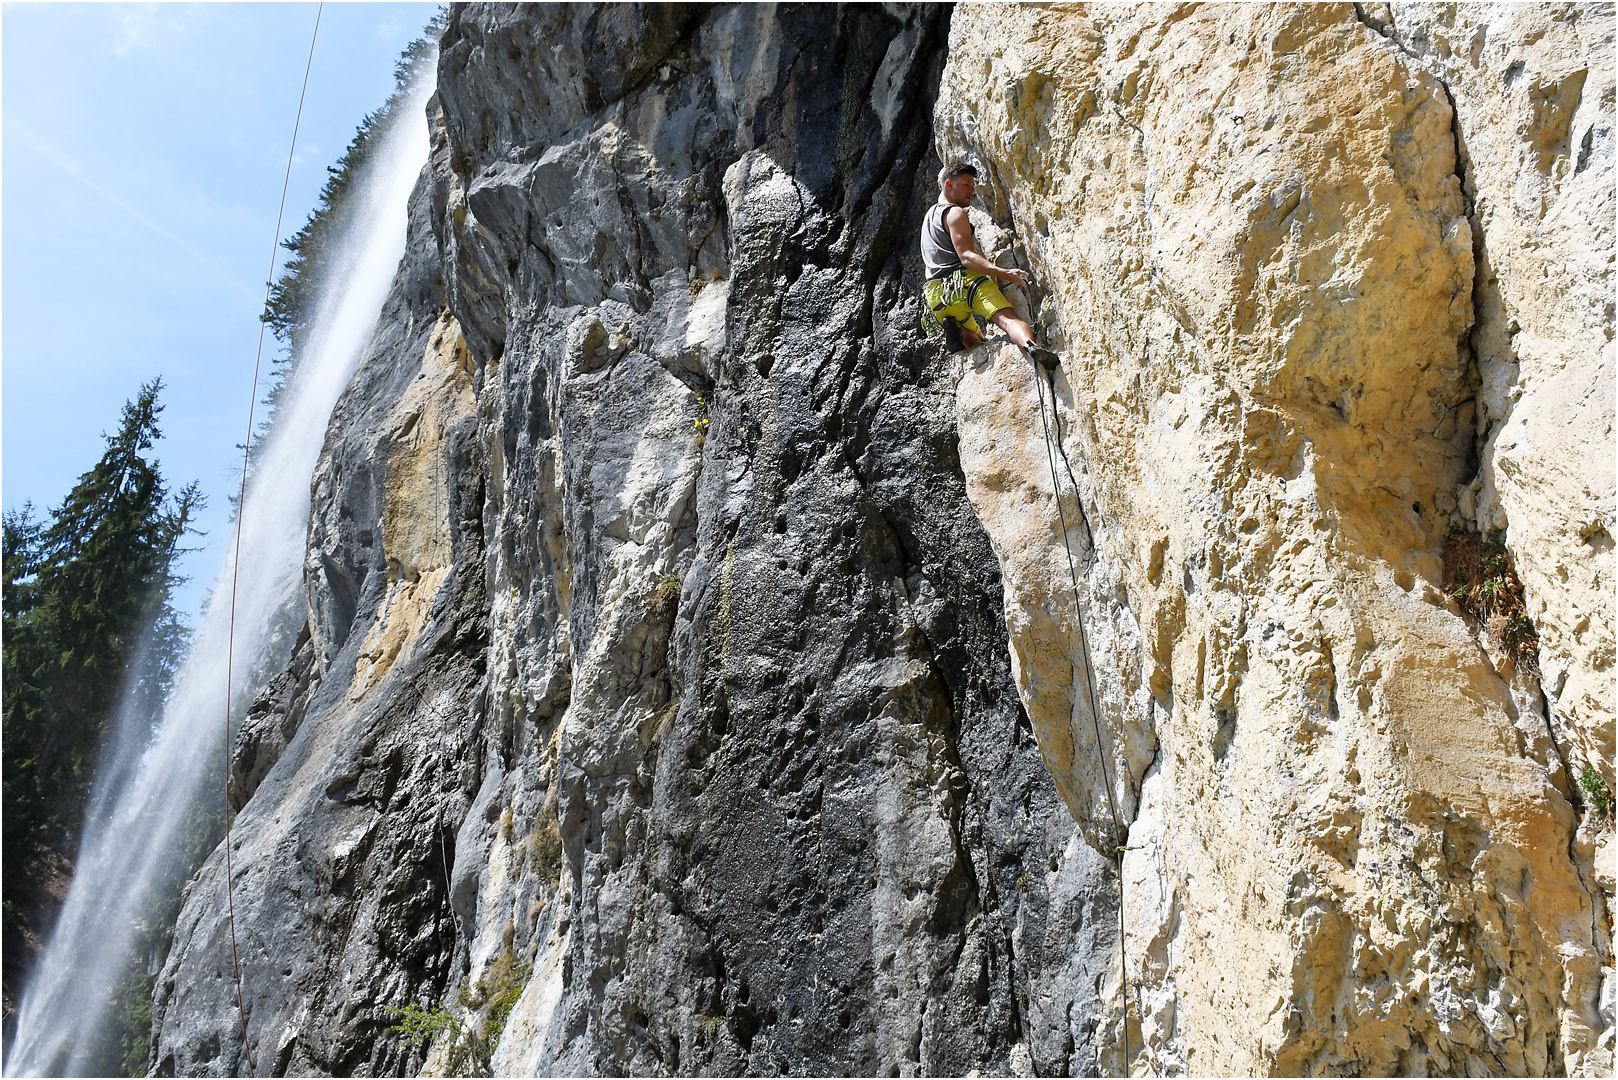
[222,7,322,1075]
[1027,347,1133,1076]
[922,269,990,346]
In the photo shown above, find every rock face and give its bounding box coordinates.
[939,2,1614,1075]
[155,4,1118,1077]
[150,3,1613,1078]
[152,165,492,1076]
[1367,1,1615,797]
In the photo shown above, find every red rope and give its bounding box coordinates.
[223,6,322,1075]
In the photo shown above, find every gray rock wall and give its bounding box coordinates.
[152,4,1120,1076]
[147,4,1617,1076]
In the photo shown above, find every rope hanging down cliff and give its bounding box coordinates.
[1028,350,1133,1075]
[222,7,322,1075]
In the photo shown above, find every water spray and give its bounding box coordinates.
[7,29,433,1079]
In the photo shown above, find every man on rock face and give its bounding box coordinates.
[920,162,1059,369]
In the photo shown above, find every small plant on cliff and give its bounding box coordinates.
[1442,525,1538,671]
[693,395,711,436]
[479,949,531,1051]
[1580,768,1614,824]
[646,571,682,622]
[391,1003,467,1046]
[391,1003,485,1076]
[394,950,531,1076]
[529,806,563,882]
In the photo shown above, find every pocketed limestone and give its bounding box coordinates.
[942,4,1613,1074]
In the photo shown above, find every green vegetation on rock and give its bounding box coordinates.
[1580,768,1614,823]
[392,947,530,1077]
[529,806,563,882]
[1442,525,1540,669]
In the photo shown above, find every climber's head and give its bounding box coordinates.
[940,162,977,207]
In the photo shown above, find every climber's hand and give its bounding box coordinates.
[1002,267,1030,289]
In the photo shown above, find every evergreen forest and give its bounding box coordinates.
[2,382,200,1069]
[1,25,442,1074]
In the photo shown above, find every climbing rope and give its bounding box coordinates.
[1027,350,1132,1075]
[222,6,322,1075]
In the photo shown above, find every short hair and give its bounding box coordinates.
[939,162,978,186]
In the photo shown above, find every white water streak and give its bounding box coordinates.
[8,75,432,1077]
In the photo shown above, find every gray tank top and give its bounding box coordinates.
[921,203,965,280]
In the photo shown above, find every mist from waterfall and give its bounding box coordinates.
[6,72,433,1077]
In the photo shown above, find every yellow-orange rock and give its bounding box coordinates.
[943,3,1613,1074]
[347,312,477,700]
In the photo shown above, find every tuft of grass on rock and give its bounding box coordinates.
[1443,526,1538,671]
[391,1003,485,1076]
[1580,768,1614,824]
[646,572,682,622]
[480,949,531,1049]
[393,948,531,1077]
[529,806,562,882]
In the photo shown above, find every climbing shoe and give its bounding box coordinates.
[941,317,964,353]
[1024,343,1060,371]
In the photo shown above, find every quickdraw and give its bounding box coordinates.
[920,269,988,339]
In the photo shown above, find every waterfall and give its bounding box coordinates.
[7,73,433,1077]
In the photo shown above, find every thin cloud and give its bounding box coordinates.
[7,116,261,302]
[109,3,194,57]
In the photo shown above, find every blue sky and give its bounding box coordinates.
[3,1,440,620]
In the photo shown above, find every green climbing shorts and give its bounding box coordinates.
[925,271,1012,331]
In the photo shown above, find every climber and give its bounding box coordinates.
[922,162,1060,370]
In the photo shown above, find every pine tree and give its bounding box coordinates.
[2,380,200,943]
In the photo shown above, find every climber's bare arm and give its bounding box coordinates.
[945,206,1030,290]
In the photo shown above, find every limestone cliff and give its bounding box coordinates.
[150,3,1612,1078]
[940,2,1614,1075]
[156,5,1115,1076]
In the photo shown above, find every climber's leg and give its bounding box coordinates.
[972,276,1059,369]
[989,308,1060,370]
